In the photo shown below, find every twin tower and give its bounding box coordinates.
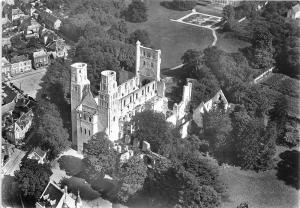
[70,41,168,152]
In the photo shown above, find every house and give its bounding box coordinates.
[287,4,300,19]
[46,38,68,59]
[2,83,19,114]
[33,49,49,69]
[9,8,25,21]
[27,147,47,164]
[10,55,32,75]
[37,10,61,30]
[2,36,12,48]
[36,181,82,208]
[210,0,240,7]
[2,57,12,77]
[20,17,41,39]
[5,109,34,144]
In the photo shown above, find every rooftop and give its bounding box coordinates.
[29,147,46,158]
[38,182,64,207]
[2,57,10,65]
[33,50,48,57]
[2,83,18,106]
[291,4,300,13]
[11,55,29,63]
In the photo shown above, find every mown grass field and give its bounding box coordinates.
[126,0,250,69]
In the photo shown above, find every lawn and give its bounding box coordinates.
[126,0,212,69]
[127,0,250,69]
[220,147,299,208]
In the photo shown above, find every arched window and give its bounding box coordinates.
[89,117,92,122]
[89,130,91,136]
[84,129,86,134]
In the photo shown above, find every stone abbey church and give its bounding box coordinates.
[71,41,169,152]
[70,41,229,153]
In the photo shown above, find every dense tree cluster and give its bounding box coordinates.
[222,1,300,78]
[83,132,118,176]
[127,110,226,207]
[127,29,151,47]
[161,0,197,11]
[15,159,52,201]
[83,132,148,203]
[123,0,148,23]
[179,46,277,171]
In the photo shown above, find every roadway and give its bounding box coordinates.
[1,148,26,176]
[6,68,47,99]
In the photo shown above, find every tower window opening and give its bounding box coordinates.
[130,96,132,102]
[143,61,146,66]
[89,117,92,122]
[84,129,86,134]
[147,86,150,92]
[80,127,82,133]
[142,90,144,95]
[89,130,91,136]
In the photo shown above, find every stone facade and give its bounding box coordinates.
[10,55,32,75]
[33,49,50,69]
[71,41,168,152]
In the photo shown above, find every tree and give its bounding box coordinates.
[235,120,276,171]
[131,110,180,154]
[116,155,148,202]
[237,202,249,208]
[202,107,232,151]
[181,185,220,208]
[37,110,70,160]
[15,159,52,200]
[84,132,118,175]
[241,85,271,118]
[127,29,151,47]
[124,0,148,23]
[190,66,220,108]
[222,5,236,31]
[181,49,203,66]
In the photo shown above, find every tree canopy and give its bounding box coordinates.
[83,132,118,175]
[131,110,180,154]
[15,159,52,200]
[124,0,148,23]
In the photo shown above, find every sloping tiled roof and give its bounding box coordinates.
[15,109,33,130]
[33,49,48,57]
[39,182,64,207]
[11,55,29,63]
[292,4,300,13]
[30,147,46,158]
[81,90,98,109]
[2,83,18,106]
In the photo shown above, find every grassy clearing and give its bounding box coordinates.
[127,0,250,69]
[126,0,212,69]
[221,146,299,208]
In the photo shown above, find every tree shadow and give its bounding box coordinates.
[276,150,299,190]
[58,155,118,200]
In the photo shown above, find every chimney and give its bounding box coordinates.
[64,185,68,194]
